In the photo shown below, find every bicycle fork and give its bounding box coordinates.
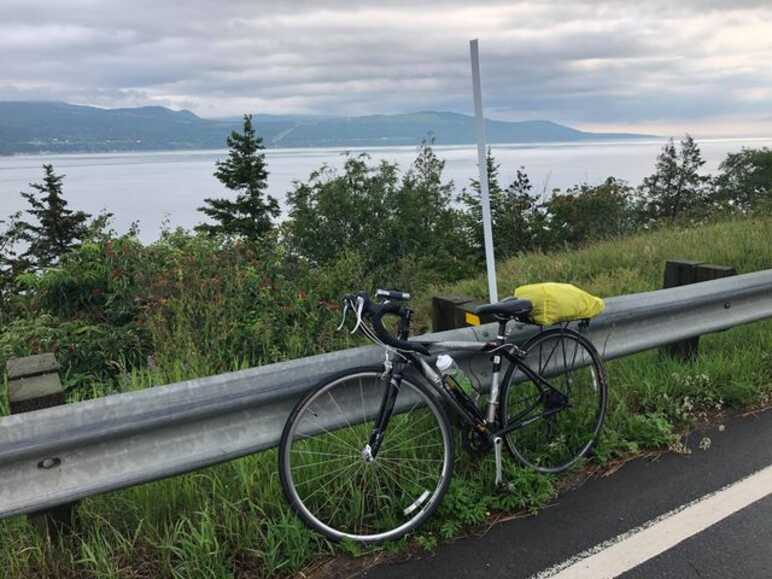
[366,356,404,459]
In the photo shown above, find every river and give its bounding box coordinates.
[1,137,771,242]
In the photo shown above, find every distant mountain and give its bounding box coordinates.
[0,101,236,154]
[264,111,651,147]
[0,101,652,155]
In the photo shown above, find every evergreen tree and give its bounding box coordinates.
[459,149,505,259]
[197,115,279,240]
[495,168,541,255]
[459,150,540,259]
[393,140,471,278]
[638,135,711,220]
[16,164,91,269]
[0,212,25,317]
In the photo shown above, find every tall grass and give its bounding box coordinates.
[1,216,770,578]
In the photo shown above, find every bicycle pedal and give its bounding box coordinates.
[495,480,516,493]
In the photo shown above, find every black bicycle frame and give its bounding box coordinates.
[367,359,405,457]
[366,340,571,456]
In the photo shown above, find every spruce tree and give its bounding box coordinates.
[639,135,710,220]
[0,212,25,316]
[17,164,91,269]
[197,115,279,240]
[459,150,540,259]
[459,149,505,257]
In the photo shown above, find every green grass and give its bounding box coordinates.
[1,216,771,578]
[413,215,772,326]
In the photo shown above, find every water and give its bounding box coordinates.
[1,138,771,242]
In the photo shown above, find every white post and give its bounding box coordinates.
[470,39,498,304]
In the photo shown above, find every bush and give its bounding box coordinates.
[541,177,638,247]
[713,147,772,213]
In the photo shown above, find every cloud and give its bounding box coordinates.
[1,0,771,134]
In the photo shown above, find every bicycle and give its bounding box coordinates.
[279,289,608,543]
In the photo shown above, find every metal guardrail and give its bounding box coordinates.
[2,269,772,519]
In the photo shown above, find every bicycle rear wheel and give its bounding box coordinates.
[279,367,453,543]
[499,328,607,473]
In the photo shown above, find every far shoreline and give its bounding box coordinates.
[4,135,772,159]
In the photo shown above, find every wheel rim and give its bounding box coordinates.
[283,372,451,542]
[504,333,605,473]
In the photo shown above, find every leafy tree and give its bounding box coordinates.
[542,177,637,247]
[16,164,92,269]
[197,115,279,241]
[713,147,772,213]
[284,154,401,270]
[284,142,473,285]
[638,135,711,220]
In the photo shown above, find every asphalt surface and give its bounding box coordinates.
[359,410,772,579]
[620,494,772,579]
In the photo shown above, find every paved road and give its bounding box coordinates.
[359,410,772,579]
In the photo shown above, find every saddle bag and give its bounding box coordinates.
[514,283,604,326]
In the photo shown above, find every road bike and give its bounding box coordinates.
[279,289,607,542]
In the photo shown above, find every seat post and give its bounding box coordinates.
[496,319,508,346]
[487,318,508,424]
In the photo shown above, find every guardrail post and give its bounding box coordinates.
[432,295,495,330]
[432,296,474,331]
[661,260,737,360]
[6,353,76,534]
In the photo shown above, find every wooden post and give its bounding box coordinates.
[431,295,496,331]
[661,260,737,360]
[432,296,475,331]
[6,353,76,533]
[695,264,737,284]
[455,301,496,328]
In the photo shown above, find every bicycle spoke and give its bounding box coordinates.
[298,413,361,451]
[290,455,351,471]
[290,448,351,459]
[379,426,442,455]
[281,370,451,542]
[294,458,360,490]
[503,332,606,473]
[327,390,355,431]
[296,461,362,505]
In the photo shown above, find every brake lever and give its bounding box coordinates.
[336,300,350,331]
[351,296,365,335]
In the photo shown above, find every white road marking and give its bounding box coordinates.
[535,464,772,579]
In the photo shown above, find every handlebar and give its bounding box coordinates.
[342,290,429,355]
[375,289,411,301]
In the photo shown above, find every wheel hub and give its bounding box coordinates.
[361,444,375,463]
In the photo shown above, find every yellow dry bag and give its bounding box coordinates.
[514,283,605,326]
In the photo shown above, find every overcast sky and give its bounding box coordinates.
[2,0,771,136]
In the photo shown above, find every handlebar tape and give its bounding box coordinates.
[364,295,430,355]
[376,289,411,301]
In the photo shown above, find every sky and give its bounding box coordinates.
[1,0,771,137]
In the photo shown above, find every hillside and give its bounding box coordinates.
[0,101,652,154]
[1,216,770,579]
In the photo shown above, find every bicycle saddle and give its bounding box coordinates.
[475,298,533,320]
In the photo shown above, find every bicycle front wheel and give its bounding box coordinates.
[500,328,607,473]
[279,367,453,543]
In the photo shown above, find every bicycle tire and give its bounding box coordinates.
[279,366,454,543]
[499,328,607,473]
